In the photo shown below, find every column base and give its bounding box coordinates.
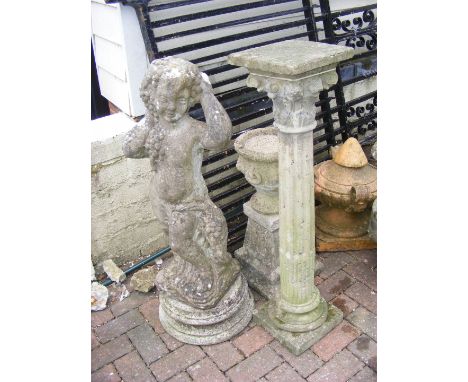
[316,227,377,252]
[159,274,254,345]
[254,301,343,355]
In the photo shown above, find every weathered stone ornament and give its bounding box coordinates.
[229,40,354,355]
[315,138,377,251]
[235,127,279,215]
[130,267,156,293]
[122,57,253,345]
[234,127,280,299]
[91,282,108,311]
[102,259,126,283]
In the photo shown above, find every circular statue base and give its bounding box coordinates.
[159,274,254,345]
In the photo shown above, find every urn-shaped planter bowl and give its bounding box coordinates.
[234,127,279,215]
[314,138,377,239]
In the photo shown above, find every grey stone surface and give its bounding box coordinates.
[102,259,126,283]
[123,57,251,344]
[127,323,169,364]
[228,40,354,77]
[348,366,377,382]
[254,303,343,355]
[347,307,377,341]
[234,202,279,300]
[159,274,254,345]
[244,201,279,231]
[91,282,108,311]
[130,267,156,293]
[348,334,377,371]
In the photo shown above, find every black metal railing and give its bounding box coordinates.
[104,0,377,253]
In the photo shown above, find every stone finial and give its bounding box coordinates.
[333,138,368,168]
[315,137,377,251]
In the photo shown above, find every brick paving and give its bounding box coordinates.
[91,249,377,381]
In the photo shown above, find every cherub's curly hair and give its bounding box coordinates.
[140,57,202,114]
[141,57,203,169]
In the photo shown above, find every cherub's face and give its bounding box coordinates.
[156,86,191,123]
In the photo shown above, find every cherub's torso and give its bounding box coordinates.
[152,117,206,204]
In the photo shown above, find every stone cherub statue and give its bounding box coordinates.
[122,57,240,310]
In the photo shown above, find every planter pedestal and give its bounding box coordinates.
[228,40,354,355]
[234,127,279,300]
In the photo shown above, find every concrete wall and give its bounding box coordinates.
[91,113,168,270]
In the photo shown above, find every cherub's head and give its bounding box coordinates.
[140,57,202,122]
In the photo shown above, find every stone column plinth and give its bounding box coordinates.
[228,40,354,355]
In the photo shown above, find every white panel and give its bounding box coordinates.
[97,66,131,115]
[91,1,123,44]
[93,35,126,82]
[120,5,150,117]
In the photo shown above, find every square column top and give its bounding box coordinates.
[228,40,354,77]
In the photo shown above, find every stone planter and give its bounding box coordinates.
[234,127,280,300]
[234,127,279,215]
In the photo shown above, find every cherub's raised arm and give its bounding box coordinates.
[199,74,232,150]
[122,119,149,158]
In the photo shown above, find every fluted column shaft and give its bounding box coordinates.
[278,128,316,310]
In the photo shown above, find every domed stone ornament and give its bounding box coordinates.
[315,138,377,251]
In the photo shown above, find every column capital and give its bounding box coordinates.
[228,41,354,134]
[244,70,339,134]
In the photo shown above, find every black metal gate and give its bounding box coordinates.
[103,0,377,254]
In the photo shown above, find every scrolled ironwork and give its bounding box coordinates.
[332,9,377,51]
[346,94,377,138]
